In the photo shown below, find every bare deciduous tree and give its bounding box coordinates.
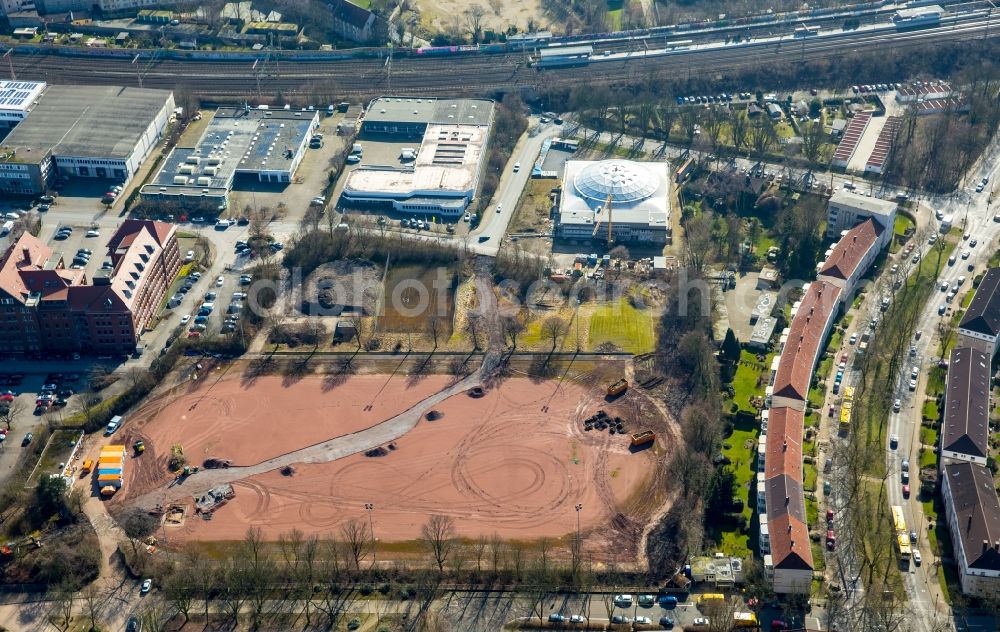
[0,398,24,431]
[340,518,371,571]
[463,4,486,43]
[426,313,444,350]
[421,514,456,572]
[540,315,568,352]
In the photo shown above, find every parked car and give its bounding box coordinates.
[22,432,33,446]
[141,578,152,594]
[613,594,633,607]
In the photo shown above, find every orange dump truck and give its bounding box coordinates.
[630,430,655,447]
[607,379,629,397]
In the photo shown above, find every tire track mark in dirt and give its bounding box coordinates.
[126,369,486,512]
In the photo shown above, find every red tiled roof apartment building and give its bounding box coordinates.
[0,220,179,356]
[758,195,895,593]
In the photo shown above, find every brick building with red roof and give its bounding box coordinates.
[0,219,178,356]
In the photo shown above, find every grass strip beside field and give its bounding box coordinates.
[588,298,656,354]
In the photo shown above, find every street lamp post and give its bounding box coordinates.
[574,503,582,579]
[364,503,375,568]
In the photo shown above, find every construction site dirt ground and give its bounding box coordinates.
[114,365,674,557]
[117,373,455,496]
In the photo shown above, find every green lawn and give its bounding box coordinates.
[926,366,947,398]
[588,299,656,354]
[961,290,974,308]
[920,425,939,448]
[919,445,938,470]
[811,541,827,572]
[722,415,758,520]
[806,496,819,525]
[803,462,818,492]
[730,350,770,413]
[894,213,915,237]
[606,7,623,29]
[719,529,751,558]
[921,400,939,422]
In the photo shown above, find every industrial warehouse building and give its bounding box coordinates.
[340,96,496,215]
[0,79,45,132]
[141,106,319,210]
[0,84,175,196]
[556,159,671,244]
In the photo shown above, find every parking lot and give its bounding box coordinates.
[0,370,88,454]
[227,110,352,225]
[45,221,108,279]
[164,258,254,342]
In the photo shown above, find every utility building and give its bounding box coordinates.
[0,84,174,196]
[141,106,318,211]
[341,96,495,216]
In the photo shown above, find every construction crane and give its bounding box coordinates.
[591,193,614,243]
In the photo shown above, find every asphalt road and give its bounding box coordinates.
[468,119,563,255]
[887,135,1000,631]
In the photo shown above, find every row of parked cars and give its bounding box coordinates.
[33,372,79,415]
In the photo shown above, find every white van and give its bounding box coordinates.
[105,415,123,435]
[351,143,363,155]
[0,220,12,236]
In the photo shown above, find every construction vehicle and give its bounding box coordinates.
[733,612,759,628]
[607,378,629,397]
[133,440,145,455]
[591,193,614,243]
[630,430,655,447]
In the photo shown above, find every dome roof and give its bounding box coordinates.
[573,160,658,204]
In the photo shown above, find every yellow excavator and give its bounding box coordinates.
[591,193,614,243]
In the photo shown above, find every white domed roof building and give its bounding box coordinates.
[558,159,671,244]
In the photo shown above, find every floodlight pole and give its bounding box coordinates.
[3,49,14,81]
[365,503,376,568]
[132,54,142,88]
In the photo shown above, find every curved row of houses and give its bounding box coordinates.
[756,191,896,593]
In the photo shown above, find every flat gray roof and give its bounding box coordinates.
[363,96,494,127]
[142,107,315,199]
[1,85,172,161]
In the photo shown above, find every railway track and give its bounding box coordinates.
[7,16,998,98]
